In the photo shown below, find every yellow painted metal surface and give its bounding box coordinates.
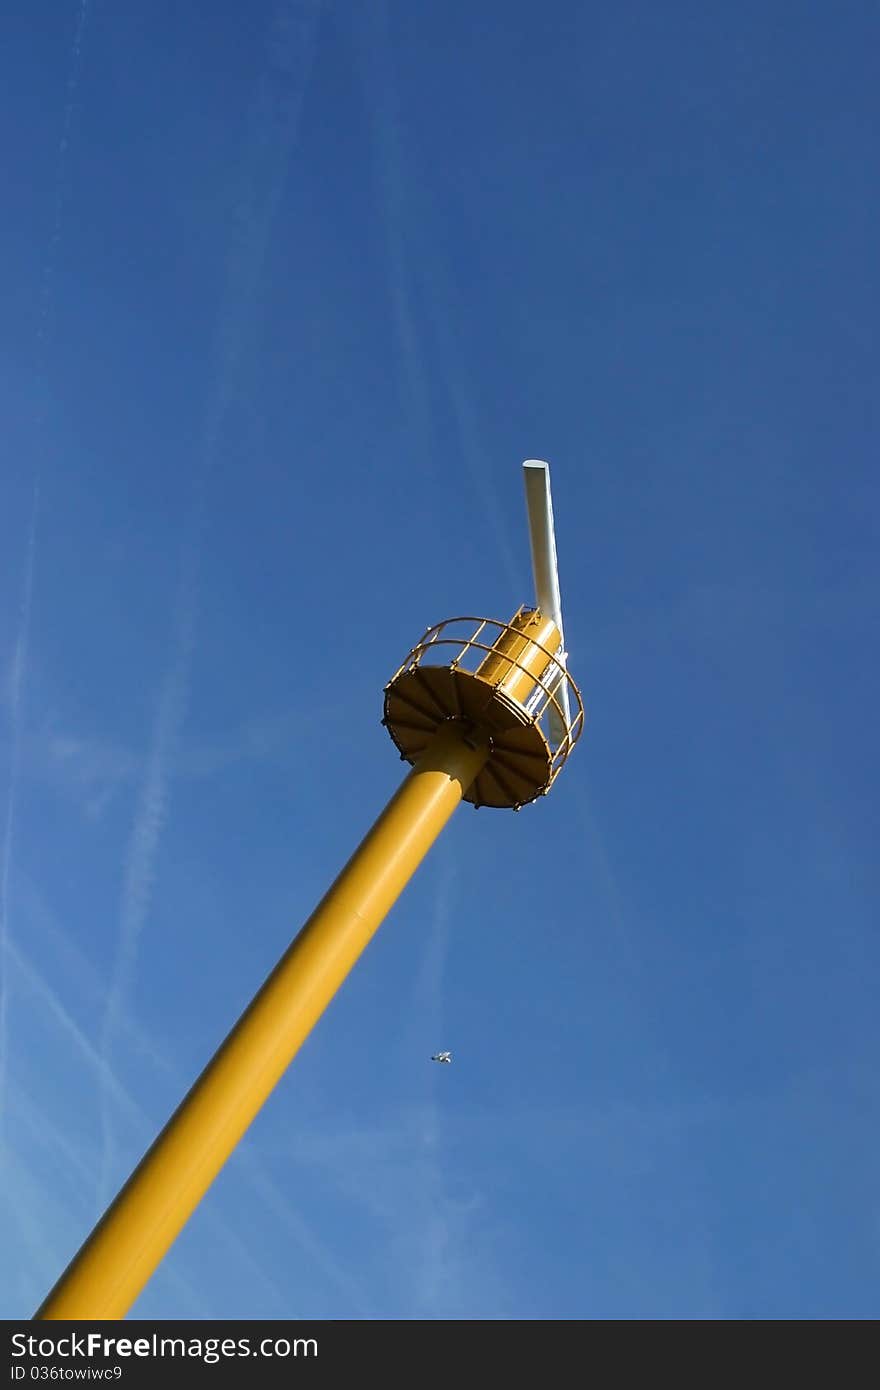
[475,607,561,706]
[383,609,581,809]
[35,720,490,1321]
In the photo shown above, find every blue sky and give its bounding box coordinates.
[1,0,878,1320]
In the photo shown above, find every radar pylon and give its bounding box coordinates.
[35,461,584,1320]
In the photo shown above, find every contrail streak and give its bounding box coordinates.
[95,564,197,1210]
[13,881,366,1312]
[3,1,91,1139]
[38,0,91,356]
[0,485,39,1143]
[96,0,323,1213]
[355,0,521,595]
[5,938,284,1316]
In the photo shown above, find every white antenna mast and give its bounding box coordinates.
[522,459,571,745]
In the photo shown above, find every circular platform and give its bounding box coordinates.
[383,616,584,810]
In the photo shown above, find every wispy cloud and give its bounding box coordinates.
[2,0,93,1143]
[405,863,512,1317]
[8,0,340,1313]
[3,937,235,1318]
[411,864,465,1316]
[4,0,92,1157]
[0,484,39,1144]
[233,1151,376,1318]
[96,569,196,1211]
[568,777,638,958]
[31,728,138,820]
[285,859,510,1318]
[37,0,91,357]
[96,0,324,1213]
[8,937,147,1127]
[8,881,365,1318]
[280,1110,509,1318]
[21,698,357,832]
[351,2,434,458]
[354,1,521,596]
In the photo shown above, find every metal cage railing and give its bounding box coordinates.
[388,614,585,779]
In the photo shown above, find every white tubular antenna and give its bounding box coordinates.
[522,460,571,745]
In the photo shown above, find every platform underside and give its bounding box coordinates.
[383,666,553,809]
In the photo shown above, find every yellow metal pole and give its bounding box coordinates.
[476,608,561,703]
[35,719,490,1321]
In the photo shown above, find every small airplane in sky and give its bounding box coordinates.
[431,1051,452,1064]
